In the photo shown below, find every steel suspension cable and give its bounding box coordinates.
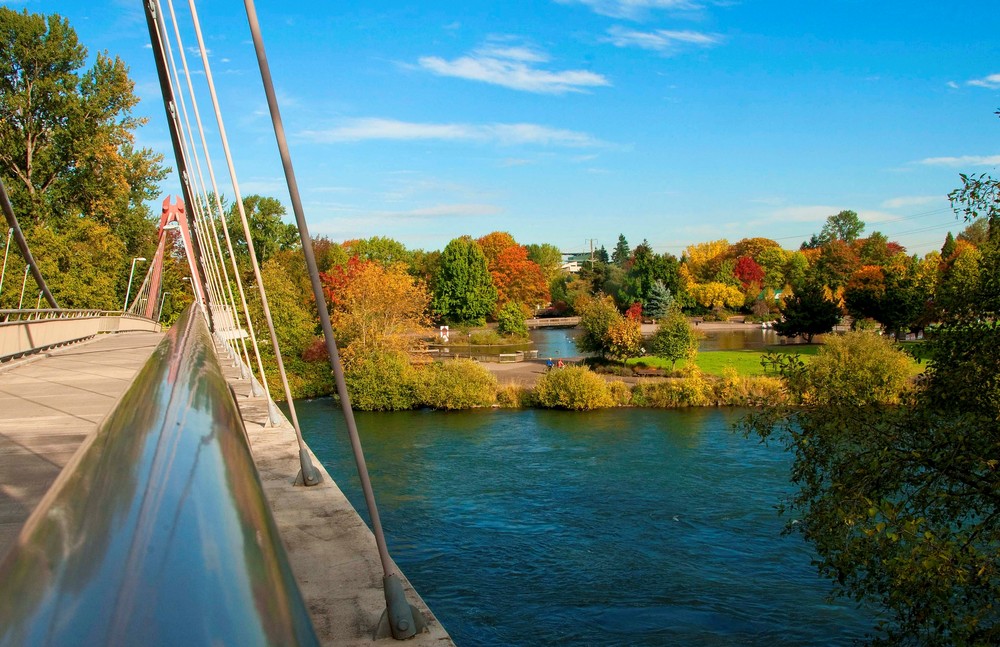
[165,23,238,356]
[164,0,268,393]
[186,0,320,485]
[0,178,58,309]
[242,0,424,638]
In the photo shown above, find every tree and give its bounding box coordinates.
[575,294,621,358]
[821,209,865,243]
[496,301,528,337]
[773,282,840,343]
[644,280,675,320]
[324,260,431,355]
[476,231,517,265]
[649,310,697,369]
[343,236,411,267]
[489,244,549,313]
[432,236,497,324]
[525,242,564,283]
[605,317,642,365]
[226,194,298,266]
[733,256,765,289]
[940,231,957,259]
[0,8,165,230]
[612,234,630,267]
[746,161,1000,642]
[683,239,729,282]
[688,282,744,310]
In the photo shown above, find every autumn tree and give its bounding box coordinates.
[432,236,497,324]
[688,282,744,310]
[605,317,643,365]
[476,231,517,265]
[575,294,621,358]
[683,239,729,282]
[733,256,765,289]
[489,244,549,313]
[324,260,431,356]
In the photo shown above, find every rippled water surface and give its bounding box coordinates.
[297,404,874,646]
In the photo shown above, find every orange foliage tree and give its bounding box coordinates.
[490,245,550,312]
[320,259,431,356]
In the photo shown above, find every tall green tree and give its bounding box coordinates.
[431,236,497,324]
[0,8,165,233]
[611,234,630,267]
[226,194,299,266]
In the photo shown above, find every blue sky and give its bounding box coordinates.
[11,0,1000,255]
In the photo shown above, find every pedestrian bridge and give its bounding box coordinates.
[0,308,452,646]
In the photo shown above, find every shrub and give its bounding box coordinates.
[802,331,912,405]
[633,367,714,408]
[468,329,504,345]
[345,350,417,411]
[496,383,533,408]
[534,366,614,410]
[608,380,633,406]
[416,359,497,410]
[714,367,786,406]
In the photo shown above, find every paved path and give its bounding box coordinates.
[0,331,164,557]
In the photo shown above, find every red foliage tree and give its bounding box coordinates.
[625,302,643,321]
[733,255,765,289]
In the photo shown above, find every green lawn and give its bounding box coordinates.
[627,343,923,377]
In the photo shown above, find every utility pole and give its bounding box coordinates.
[586,238,598,267]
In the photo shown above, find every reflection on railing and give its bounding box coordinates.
[0,309,161,362]
[0,304,319,646]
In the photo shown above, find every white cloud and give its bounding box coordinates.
[880,195,941,209]
[966,73,1000,89]
[555,0,702,20]
[416,43,610,94]
[302,118,609,148]
[604,25,722,52]
[917,154,1000,167]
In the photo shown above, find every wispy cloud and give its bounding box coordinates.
[966,73,1000,89]
[880,195,941,209]
[604,25,722,53]
[302,118,610,148]
[416,42,610,94]
[555,0,702,20]
[917,154,1000,167]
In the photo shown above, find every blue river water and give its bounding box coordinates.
[296,404,876,646]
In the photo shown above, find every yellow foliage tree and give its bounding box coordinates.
[688,281,744,309]
[683,239,729,282]
[330,261,431,355]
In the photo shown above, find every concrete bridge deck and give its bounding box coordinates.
[0,331,452,646]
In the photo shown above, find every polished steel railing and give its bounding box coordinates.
[0,309,161,362]
[0,305,318,646]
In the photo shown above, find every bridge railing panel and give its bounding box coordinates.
[0,304,319,646]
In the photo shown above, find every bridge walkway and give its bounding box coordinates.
[0,331,164,555]
[0,330,452,645]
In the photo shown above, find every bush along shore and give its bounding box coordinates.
[321,331,923,412]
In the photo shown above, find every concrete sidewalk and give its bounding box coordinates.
[0,331,164,557]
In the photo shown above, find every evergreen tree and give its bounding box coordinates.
[431,236,497,324]
[941,231,957,259]
[644,280,675,320]
[773,282,840,343]
[611,234,630,266]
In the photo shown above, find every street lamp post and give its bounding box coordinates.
[157,291,171,322]
[17,265,28,309]
[123,257,147,312]
[0,227,12,298]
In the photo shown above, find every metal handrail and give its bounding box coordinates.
[0,309,158,323]
[0,304,319,646]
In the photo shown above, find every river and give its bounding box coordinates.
[296,404,875,645]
